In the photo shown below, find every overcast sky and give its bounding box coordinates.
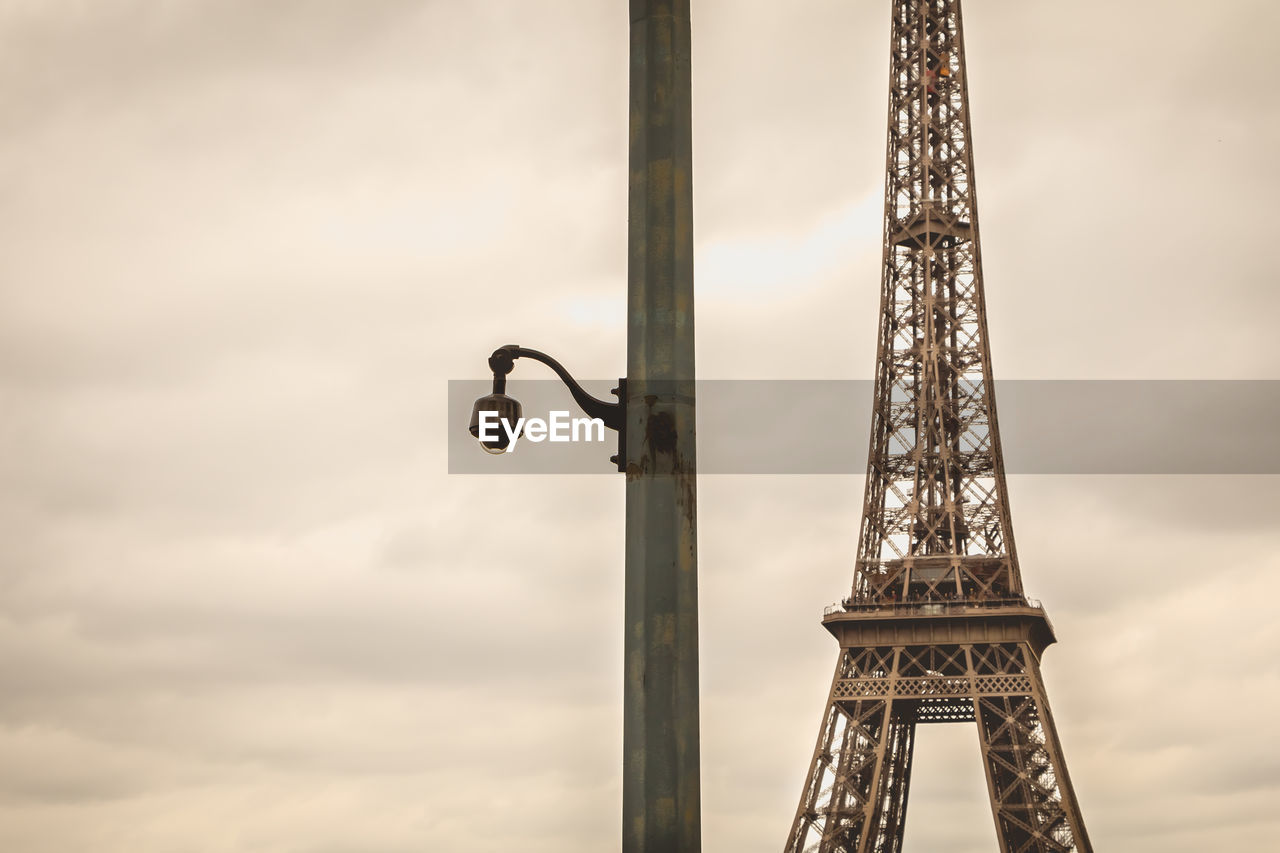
[2,1,1278,851]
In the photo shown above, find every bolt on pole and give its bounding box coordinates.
[622,2,700,852]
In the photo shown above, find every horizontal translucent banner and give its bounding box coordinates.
[447,380,1280,474]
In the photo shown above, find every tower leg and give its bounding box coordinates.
[972,645,1092,853]
[870,713,914,853]
[786,651,917,853]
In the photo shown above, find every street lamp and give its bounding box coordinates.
[468,344,625,467]
[465,4,699,852]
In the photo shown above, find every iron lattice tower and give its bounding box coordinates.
[784,2,1092,851]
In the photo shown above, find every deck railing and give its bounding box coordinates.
[823,596,1043,618]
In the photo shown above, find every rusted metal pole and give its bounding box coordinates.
[622,1,699,852]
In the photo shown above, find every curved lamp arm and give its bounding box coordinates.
[475,344,626,471]
[488,344,624,431]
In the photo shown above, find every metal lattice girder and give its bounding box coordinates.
[786,643,1091,853]
[787,0,1093,848]
[854,0,1022,607]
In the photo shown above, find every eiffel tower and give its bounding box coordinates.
[783,2,1092,851]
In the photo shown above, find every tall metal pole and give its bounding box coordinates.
[623,2,699,852]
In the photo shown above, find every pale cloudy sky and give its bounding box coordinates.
[1,1,1278,851]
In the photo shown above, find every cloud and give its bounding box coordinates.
[2,1,1279,852]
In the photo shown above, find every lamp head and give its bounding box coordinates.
[469,393,522,454]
